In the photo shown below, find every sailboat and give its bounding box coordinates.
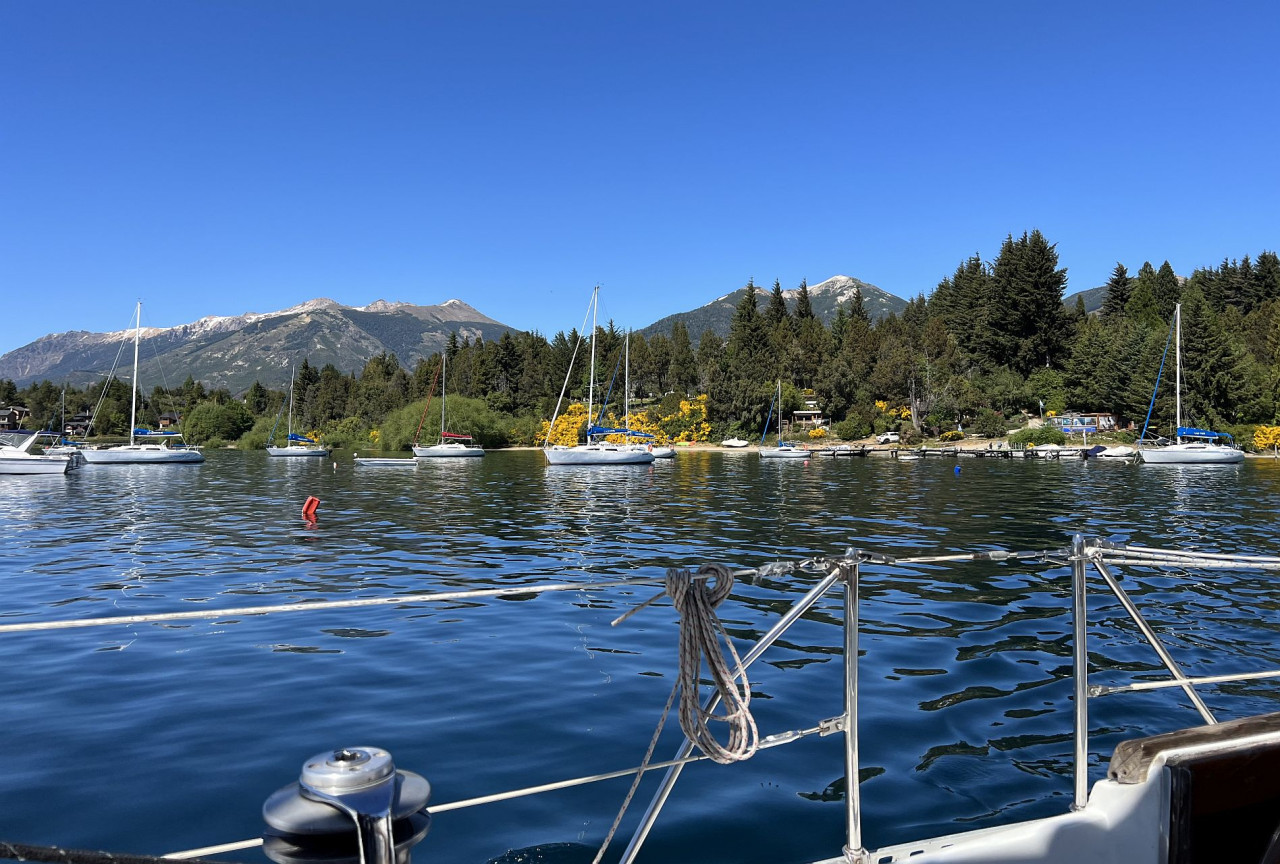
[267,366,329,457]
[1138,303,1244,465]
[413,351,484,458]
[758,379,808,459]
[544,287,655,466]
[80,302,204,465]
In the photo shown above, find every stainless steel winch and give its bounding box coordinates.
[262,747,431,864]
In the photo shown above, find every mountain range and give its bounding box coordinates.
[3,274,1113,394]
[1,276,911,393]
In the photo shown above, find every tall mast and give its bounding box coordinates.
[440,351,447,442]
[624,330,630,440]
[777,379,782,446]
[587,286,598,437]
[129,301,140,447]
[287,365,295,440]
[1174,303,1182,442]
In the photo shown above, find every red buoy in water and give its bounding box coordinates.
[302,496,320,521]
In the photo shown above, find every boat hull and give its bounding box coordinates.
[413,444,485,458]
[267,445,330,457]
[80,445,204,464]
[544,445,655,465]
[759,446,810,459]
[1140,444,1244,464]
[0,454,71,474]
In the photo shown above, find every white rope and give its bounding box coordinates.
[667,562,759,765]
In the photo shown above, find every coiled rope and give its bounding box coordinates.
[592,563,759,864]
[666,563,758,765]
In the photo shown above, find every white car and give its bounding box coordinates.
[876,432,900,444]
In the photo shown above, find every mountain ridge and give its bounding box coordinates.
[0,278,910,392]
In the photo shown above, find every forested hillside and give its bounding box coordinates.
[4,230,1277,451]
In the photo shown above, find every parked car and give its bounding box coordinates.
[876,431,900,444]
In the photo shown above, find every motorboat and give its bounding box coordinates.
[0,431,74,475]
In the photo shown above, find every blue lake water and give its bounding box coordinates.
[3,450,1280,863]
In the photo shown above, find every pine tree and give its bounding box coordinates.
[794,278,815,320]
[1100,263,1131,320]
[669,321,698,394]
[1153,261,1181,322]
[765,279,789,329]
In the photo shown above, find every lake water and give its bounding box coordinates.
[4,450,1280,863]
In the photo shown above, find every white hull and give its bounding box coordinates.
[0,453,71,474]
[81,444,204,464]
[759,446,809,459]
[544,444,655,465]
[1140,443,1244,464]
[721,438,749,448]
[267,445,330,458]
[412,443,485,458]
[649,446,676,459]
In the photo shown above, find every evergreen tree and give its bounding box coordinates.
[765,279,789,329]
[1100,263,1131,320]
[696,329,722,394]
[794,278,815,320]
[668,321,698,394]
[1153,261,1181,322]
[1180,287,1253,426]
[1126,263,1163,329]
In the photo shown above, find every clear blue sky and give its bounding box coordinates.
[2,1,1276,355]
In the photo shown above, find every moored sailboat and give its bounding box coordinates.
[1138,303,1244,465]
[544,288,654,466]
[267,365,329,458]
[758,379,808,459]
[412,352,484,458]
[79,302,204,465]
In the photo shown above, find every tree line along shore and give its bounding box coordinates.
[4,230,1278,453]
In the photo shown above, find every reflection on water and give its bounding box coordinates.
[1,450,1279,862]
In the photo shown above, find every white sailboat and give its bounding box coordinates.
[80,302,204,465]
[758,379,809,459]
[544,287,654,466]
[412,352,484,458]
[267,366,329,458]
[1138,303,1244,465]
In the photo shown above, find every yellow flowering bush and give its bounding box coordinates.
[1253,425,1280,455]
[369,428,381,444]
[808,427,828,440]
[539,403,588,446]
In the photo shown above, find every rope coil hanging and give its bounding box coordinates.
[666,562,759,765]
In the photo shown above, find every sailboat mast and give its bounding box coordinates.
[440,351,447,442]
[1174,303,1182,443]
[287,366,295,441]
[587,287,598,437]
[129,302,140,447]
[624,330,630,440]
[777,379,782,446]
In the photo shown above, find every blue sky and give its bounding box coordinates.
[2,2,1277,355]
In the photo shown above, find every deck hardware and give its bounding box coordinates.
[262,747,431,864]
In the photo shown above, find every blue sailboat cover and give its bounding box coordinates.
[134,429,180,437]
[287,433,318,443]
[1178,426,1231,439]
[587,425,655,439]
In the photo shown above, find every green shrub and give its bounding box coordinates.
[899,425,923,446]
[1008,426,1067,446]
[973,408,1007,438]
[834,418,870,440]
